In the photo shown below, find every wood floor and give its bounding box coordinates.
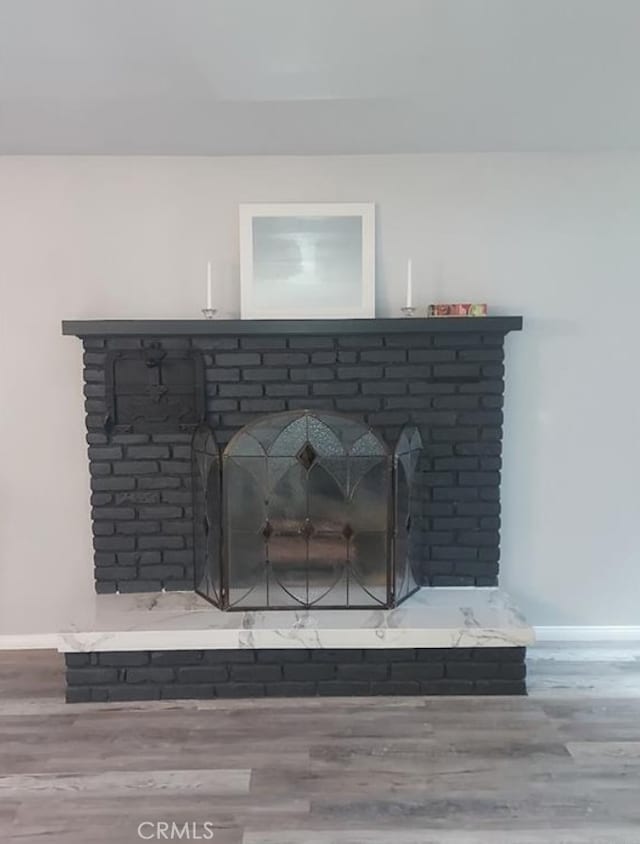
[1,646,639,843]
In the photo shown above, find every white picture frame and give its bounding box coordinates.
[239,202,375,319]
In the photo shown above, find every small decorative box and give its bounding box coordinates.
[428,303,488,317]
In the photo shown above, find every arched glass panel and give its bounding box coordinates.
[192,425,222,606]
[223,410,391,609]
[393,425,423,605]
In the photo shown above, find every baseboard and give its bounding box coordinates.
[534,626,640,642]
[0,634,60,651]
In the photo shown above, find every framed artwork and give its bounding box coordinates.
[239,202,375,319]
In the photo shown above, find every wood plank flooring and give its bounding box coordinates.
[0,646,639,843]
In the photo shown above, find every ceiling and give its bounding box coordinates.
[1,0,639,154]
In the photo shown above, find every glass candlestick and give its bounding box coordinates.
[201,308,217,319]
[400,306,416,317]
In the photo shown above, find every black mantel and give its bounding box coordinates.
[62,316,523,337]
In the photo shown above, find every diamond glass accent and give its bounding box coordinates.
[296,442,317,471]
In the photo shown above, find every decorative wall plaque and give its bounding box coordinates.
[105,343,205,433]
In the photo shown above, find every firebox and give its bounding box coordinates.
[193,409,423,610]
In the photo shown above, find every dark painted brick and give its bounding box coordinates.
[385,365,431,379]
[361,381,407,395]
[459,411,504,426]
[113,461,159,475]
[240,336,285,350]
[408,349,456,362]
[240,398,287,413]
[339,335,383,347]
[116,521,160,535]
[420,680,475,694]
[318,682,370,696]
[133,480,180,494]
[459,530,500,546]
[244,368,288,381]
[94,537,135,552]
[163,550,194,564]
[390,662,445,680]
[336,663,388,681]
[456,442,502,456]
[177,666,229,683]
[430,546,478,560]
[138,505,182,520]
[337,365,383,380]
[335,397,381,413]
[89,463,111,477]
[126,667,175,684]
[66,687,92,703]
[218,383,263,397]
[161,491,192,506]
[290,367,334,382]
[65,654,91,667]
[108,685,161,701]
[88,446,122,460]
[263,352,309,366]
[371,681,421,695]
[150,650,203,665]
[99,652,150,667]
[459,348,504,361]
[215,352,261,366]
[446,662,499,679]
[205,368,240,382]
[475,680,526,695]
[256,650,310,663]
[66,668,117,685]
[409,381,456,395]
[312,381,358,396]
[203,650,255,664]
[230,665,282,683]
[266,383,309,397]
[139,536,184,549]
[459,379,504,395]
[161,684,215,699]
[92,506,135,521]
[95,581,118,594]
[289,336,335,349]
[284,663,335,681]
[215,683,264,698]
[360,349,406,363]
[364,649,416,663]
[265,682,317,697]
[432,427,478,442]
[112,434,151,444]
[459,471,500,486]
[311,649,362,662]
[117,580,163,592]
[126,445,171,459]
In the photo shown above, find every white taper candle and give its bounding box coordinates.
[406,258,413,308]
[206,261,212,309]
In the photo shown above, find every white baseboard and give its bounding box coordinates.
[534,626,640,643]
[0,634,60,651]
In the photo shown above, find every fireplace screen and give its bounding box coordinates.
[193,409,422,611]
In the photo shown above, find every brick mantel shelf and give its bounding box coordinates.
[62,317,523,337]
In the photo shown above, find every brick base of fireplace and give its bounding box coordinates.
[65,646,527,702]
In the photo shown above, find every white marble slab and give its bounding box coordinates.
[56,587,534,653]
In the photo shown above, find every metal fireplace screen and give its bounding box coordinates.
[193,410,422,611]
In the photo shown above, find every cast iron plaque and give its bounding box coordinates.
[105,343,205,433]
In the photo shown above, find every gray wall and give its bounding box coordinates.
[1,153,639,632]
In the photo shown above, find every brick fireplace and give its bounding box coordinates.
[61,317,529,701]
[64,316,522,598]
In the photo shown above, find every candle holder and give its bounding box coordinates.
[400,306,416,317]
[201,308,217,320]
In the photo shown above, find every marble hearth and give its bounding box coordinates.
[60,588,533,702]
